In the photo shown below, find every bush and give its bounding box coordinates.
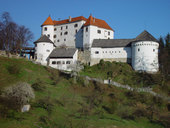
[36,96,54,114]
[7,63,21,74]
[0,82,35,110]
[32,79,46,91]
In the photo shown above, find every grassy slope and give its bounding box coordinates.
[0,56,168,128]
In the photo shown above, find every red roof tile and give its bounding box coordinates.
[42,15,113,31]
[84,15,113,31]
[53,16,87,25]
[42,16,54,26]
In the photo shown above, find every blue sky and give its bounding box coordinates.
[0,0,169,46]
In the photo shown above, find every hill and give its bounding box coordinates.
[0,56,169,128]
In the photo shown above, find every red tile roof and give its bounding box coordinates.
[84,15,113,31]
[53,16,87,25]
[42,16,54,26]
[42,15,113,31]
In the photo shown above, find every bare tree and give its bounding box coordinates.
[0,12,33,54]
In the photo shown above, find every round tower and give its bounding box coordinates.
[34,35,55,65]
[41,16,54,42]
[132,40,159,73]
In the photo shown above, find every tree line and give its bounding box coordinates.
[0,12,33,54]
[159,33,170,82]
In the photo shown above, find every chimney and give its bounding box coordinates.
[69,16,72,22]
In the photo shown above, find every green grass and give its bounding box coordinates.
[0,56,168,128]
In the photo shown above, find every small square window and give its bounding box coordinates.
[66,61,70,64]
[44,27,47,31]
[57,61,61,64]
[54,28,57,31]
[64,39,66,41]
[53,35,56,38]
[52,61,56,64]
[97,30,101,34]
[95,51,99,54]
[74,24,78,27]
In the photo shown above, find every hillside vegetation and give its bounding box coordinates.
[0,56,169,128]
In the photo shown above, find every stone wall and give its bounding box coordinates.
[78,50,91,65]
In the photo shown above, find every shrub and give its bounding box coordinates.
[7,63,21,74]
[36,96,54,114]
[0,82,35,110]
[32,79,46,91]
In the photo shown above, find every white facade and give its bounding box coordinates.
[132,41,159,73]
[48,50,78,71]
[42,25,54,41]
[41,16,114,49]
[90,47,131,65]
[35,42,54,65]
[83,26,114,48]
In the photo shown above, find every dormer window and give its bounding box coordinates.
[97,30,101,34]
[44,27,47,31]
[74,24,78,27]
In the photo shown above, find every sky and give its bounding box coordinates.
[0,0,169,46]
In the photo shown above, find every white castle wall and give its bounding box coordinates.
[132,41,159,73]
[83,26,114,48]
[48,50,78,71]
[42,25,54,41]
[35,42,54,65]
[90,47,131,65]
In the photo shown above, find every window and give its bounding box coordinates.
[43,44,45,46]
[153,49,155,52]
[86,27,88,32]
[66,26,68,29]
[66,61,71,64]
[54,28,57,31]
[46,50,50,52]
[64,31,68,35]
[97,30,101,34]
[138,48,140,52]
[108,31,110,35]
[95,51,99,54]
[60,32,62,36]
[61,27,63,30]
[74,24,78,27]
[64,39,66,41]
[57,40,60,42]
[75,29,78,33]
[44,27,47,31]
[57,61,61,64]
[53,35,56,38]
[52,61,56,64]
[62,61,65,64]
[47,34,50,38]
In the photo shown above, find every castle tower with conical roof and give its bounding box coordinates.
[41,16,54,41]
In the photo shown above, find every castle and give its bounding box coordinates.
[34,15,159,73]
